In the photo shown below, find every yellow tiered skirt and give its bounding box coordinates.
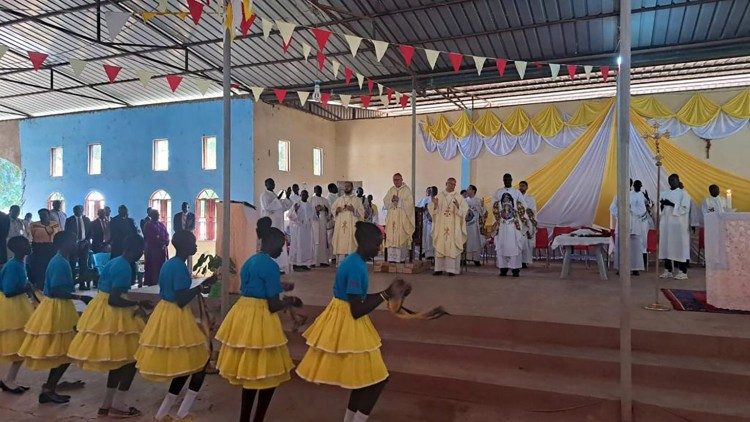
[215,297,294,389]
[0,293,35,363]
[295,298,388,389]
[134,300,209,382]
[68,293,145,372]
[17,297,78,370]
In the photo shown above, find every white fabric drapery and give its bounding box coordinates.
[648,111,749,140]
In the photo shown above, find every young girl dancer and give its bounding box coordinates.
[296,221,410,421]
[67,234,148,417]
[0,236,33,394]
[18,230,91,404]
[135,230,213,420]
[215,217,298,421]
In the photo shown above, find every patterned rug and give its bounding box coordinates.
[661,289,750,314]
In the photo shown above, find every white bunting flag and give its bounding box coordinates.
[473,56,486,75]
[339,94,351,107]
[297,91,310,106]
[549,63,560,80]
[371,39,388,62]
[0,44,8,61]
[69,58,87,77]
[195,78,212,95]
[105,11,130,42]
[261,18,273,40]
[344,34,363,57]
[377,83,384,96]
[379,95,389,106]
[394,91,402,103]
[275,20,296,46]
[251,86,264,102]
[424,49,440,69]
[584,65,593,80]
[331,60,340,78]
[301,42,312,60]
[157,0,168,12]
[515,60,527,79]
[356,73,364,89]
[136,69,155,88]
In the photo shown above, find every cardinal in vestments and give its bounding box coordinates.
[383,173,415,263]
[331,181,365,261]
[428,178,468,276]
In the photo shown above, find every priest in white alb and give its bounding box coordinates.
[288,190,315,271]
[331,181,365,261]
[701,184,729,218]
[310,185,331,267]
[659,174,691,280]
[518,180,538,268]
[260,178,292,273]
[416,186,436,260]
[464,185,485,266]
[429,178,468,276]
[492,191,526,277]
[326,183,339,261]
[611,179,650,275]
[383,173,415,263]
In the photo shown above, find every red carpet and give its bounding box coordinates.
[661,289,750,314]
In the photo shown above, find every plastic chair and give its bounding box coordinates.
[534,227,550,267]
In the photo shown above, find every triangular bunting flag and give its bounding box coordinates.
[187,0,204,25]
[195,78,211,95]
[105,11,130,42]
[534,61,542,69]
[356,73,364,89]
[360,95,372,109]
[515,60,527,79]
[371,40,388,62]
[275,20,296,46]
[27,51,47,70]
[242,0,253,18]
[69,58,87,77]
[273,88,287,103]
[344,34,363,57]
[240,12,256,36]
[496,58,507,76]
[297,91,310,106]
[282,38,293,54]
[316,51,325,71]
[448,52,463,72]
[473,56,486,75]
[137,69,155,88]
[601,66,610,82]
[310,28,331,51]
[166,75,183,92]
[583,65,593,80]
[103,64,122,83]
[400,94,410,108]
[261,18,273,40]
[320,92,331,107]
[344,67,353,84]
[231,83,241,90]
[331,60,340,78]
[386,87,393,104]
[251,86,264,102]
[379,95,389,107]
[0,44,8,61]
[424,49,440,69]
[399,44,415,67]
[377,83,384,96]
[394,91,402,104]
[549,63,560,80]
[301,42,312,60]
[339,94,351,108]
[224,1,235,39]
[567,64,577,80]
[142,12,157,22]
[157,0,168,12]
[367,79,374,94]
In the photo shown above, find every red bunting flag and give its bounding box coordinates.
[320,92,331,107]
[310,28,331,51]
[187,0,204,25]
[448,52,463,72]
[367,79,374,94]
[360,95,372,109]
[399,44,415,68]
[496,58,507,76]
[240,13,256,36]
[274,88,287,103]
[344,67,353,85]
[103,64,122,83]
[231,83,241,89]
[282,39,292,54]
[400,94,409,108]
[166,75,183,92]
[534,61,542,69]
[316,51,326,71]
[567,64,577,79]
[28,51,48,70]
[386,87,393,104]
[601,66,610,82]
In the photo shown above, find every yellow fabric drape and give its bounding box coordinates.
[630,96,674,119]
[675,94,721,127]
[450,112,473,139]
[722,89,750,119]
[593,113,618,227]
[530,105,564,138]
[503,108,530,136]
[474,111,502,138]
[426,115,452,141]
[567,101,608,126]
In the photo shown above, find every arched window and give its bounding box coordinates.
[149,190,172,232]
[195,189,219,241]
[47,192,65,212]
[85,191,105,220]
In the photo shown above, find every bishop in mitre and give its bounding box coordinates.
[331,181,365,261]
[429,177,468,276]
[383,173,415,263]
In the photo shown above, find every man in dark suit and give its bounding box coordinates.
[65,204,92,289]
[90,208,110,253]
[0,210,9,265]
[110,205,138,258]
[173,202,196,233]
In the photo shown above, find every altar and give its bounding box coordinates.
[705,212,750,311]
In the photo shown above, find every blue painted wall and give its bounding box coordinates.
[19,98,254,215]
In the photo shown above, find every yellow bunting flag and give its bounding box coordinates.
[142,12,157,22]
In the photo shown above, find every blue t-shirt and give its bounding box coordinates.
[1,259,27,296]
[159,257,192,302]
[332,253,369,300]
[98,256,133,294]
[240,252,283,299]
[43,253,75,296]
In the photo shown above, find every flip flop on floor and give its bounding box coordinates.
[57,380,86,390]
[109,406,142,418]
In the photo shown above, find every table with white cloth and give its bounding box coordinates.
[705,212,750,311]
[551,234,613,280]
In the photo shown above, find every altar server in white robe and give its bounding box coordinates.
[429,178,468,276]
[492,192,526,277]
[659,174,691,280]
[518,181,538,268]
[288,190,315,271]
[260,178,292,273]
[416,187,436,259]
[331,181,365,261]
[310,185,331,267]
[702,184,729,218]
[611,180,650,275]
[383,173,415,263]
[326,183,339,260]
[464,185,485,266]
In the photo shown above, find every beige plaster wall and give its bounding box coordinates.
[0,120,21,166]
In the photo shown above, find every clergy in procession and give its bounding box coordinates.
[464,185,485,266]
[311,185,332,267]
[518,181,538,268]
[288,190,315,272]
[702,184,729,218]
[326,183,339,261]
[659,174,691,280]
[491,192,526,277]
[331,181,365,261]
[429,178,468,276]
[416,187,436,260]
[260,178,293,273]
[383,173,415,264]
[610,179,650,275]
